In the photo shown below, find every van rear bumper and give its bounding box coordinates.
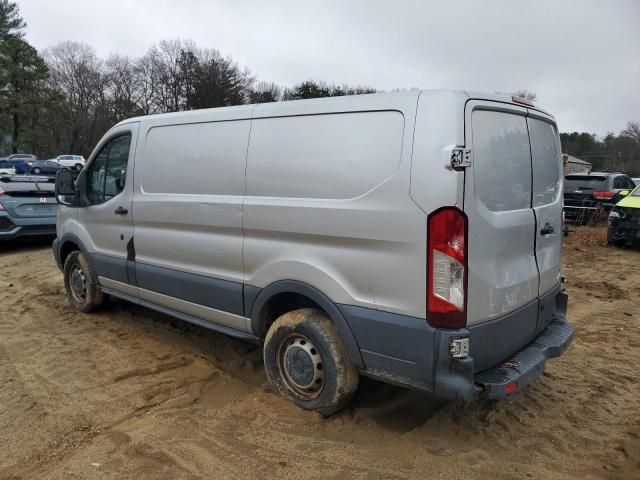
[475,318,574,399]
[339,286,573,401]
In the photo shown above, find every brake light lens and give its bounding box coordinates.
[593,191,614,200]
[427,207,467,329]
[512,95,534,107]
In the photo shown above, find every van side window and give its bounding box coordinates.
[86,133,132,204]
[472,111,531,211]
[529,118,561,207]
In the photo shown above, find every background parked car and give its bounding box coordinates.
[0,159,32,175]
[608,184,640,247]
[563,172,636,224]
[53,155,86,171]
[30,160,66,175]
[7,153,37,162]
[0,175,58,240]
[0,165,16,175]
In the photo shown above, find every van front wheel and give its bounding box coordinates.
[63,251,104,313]
[263,308,359,416]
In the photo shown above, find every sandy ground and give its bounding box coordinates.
[0,231,639,480]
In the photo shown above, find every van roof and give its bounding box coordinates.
[115,89,553,128]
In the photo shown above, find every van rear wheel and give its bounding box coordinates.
[263,308,359,416]
[63,251,104,313]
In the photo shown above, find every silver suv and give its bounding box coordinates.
[53,91,574,415]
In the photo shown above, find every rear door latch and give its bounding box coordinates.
[450,147,471,170]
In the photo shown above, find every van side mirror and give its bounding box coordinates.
[618,190,630,197]
[55,170,76,206]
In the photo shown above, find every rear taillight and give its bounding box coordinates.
[593,191,614,200]
[427,207,467,329]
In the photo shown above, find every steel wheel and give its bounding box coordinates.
[69,264,87,303]
[277,333,325,399]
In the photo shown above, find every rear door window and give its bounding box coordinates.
[529,118,561,206]
[564,175,608,191]
[472,110,531,211]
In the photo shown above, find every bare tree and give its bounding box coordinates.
[134,49,161,115]
[105,54,144,120]
[44,41,110,155]
[248,81,282,103]
[621,121,640,143]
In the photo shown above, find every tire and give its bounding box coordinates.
[32,167,41,174]
[263,308,359,416]
[607,229,625,247]
[63,251,104,313]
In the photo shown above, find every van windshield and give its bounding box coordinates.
[564,175,607,191]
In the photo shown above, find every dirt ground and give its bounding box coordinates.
[0,230,639,480]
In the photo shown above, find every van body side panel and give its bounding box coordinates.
[409,90,468,216]
[132,110,251,330]
[244,98,426,318]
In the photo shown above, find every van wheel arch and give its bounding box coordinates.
[248,280,364,370]
[58,235,96,274]
[59,240,81,267]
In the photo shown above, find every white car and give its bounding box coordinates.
[53,155,86,171]
[0,166,16,175]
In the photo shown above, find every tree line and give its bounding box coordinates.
[560,124,640,176]
[1,1,638,176]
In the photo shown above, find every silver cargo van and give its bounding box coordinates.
[53,90,574,415]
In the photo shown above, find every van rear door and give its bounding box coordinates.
[527,114,562,297]
[464,103,539,326]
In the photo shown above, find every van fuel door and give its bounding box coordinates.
[450,147,471,170]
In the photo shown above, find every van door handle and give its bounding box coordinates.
[114,206,128,216]
[540,223,554,236]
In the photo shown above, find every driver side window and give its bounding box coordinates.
[86,133,132,205]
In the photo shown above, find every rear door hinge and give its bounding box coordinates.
[451,147,471,170]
